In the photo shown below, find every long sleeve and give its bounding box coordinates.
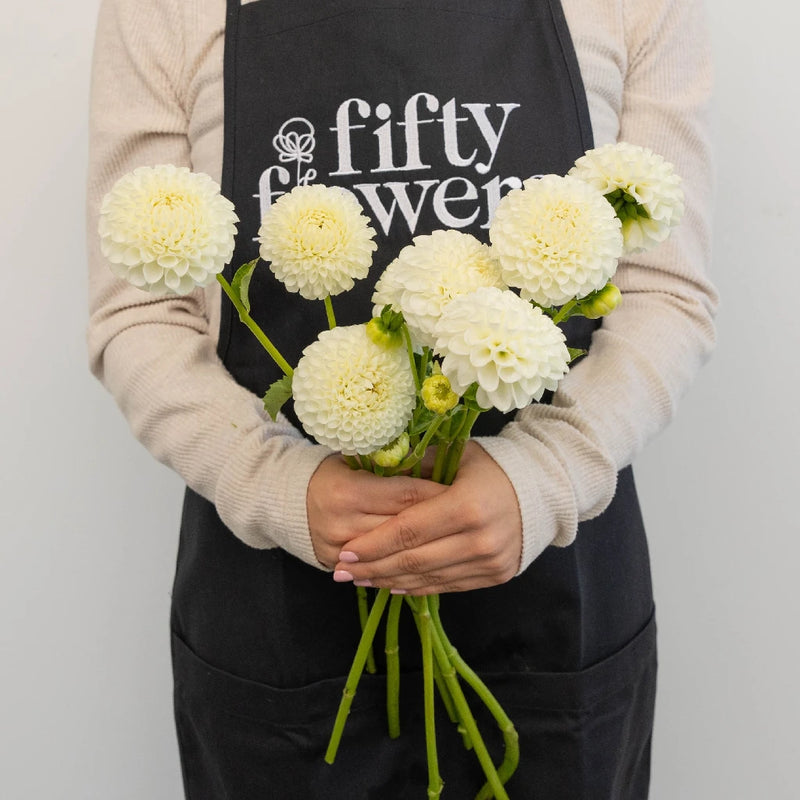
[87,0,330,567]
[478,0,718,571]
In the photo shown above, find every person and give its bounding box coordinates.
[86,0,717,797]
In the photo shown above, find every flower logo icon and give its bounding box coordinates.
[272,117,317,187]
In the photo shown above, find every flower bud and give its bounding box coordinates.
[421,374,459,415]
[577,283,622,319]
[366,317,403,349]
[366,305,405,349]
[370,433,410,468]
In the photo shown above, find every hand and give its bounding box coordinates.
[307,454,448,568]
[332,442,523,594]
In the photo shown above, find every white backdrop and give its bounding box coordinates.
[1,2,797,798]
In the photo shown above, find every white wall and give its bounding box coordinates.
[1,2,796,798]
[642,4,800,798]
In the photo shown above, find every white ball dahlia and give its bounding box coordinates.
[569,142,684,254]
[98,165,238,295]
[433,287,570,413]
[489,175,622,307]
[372,229,506,348]
[258,184,377,300]
[291,325,416,455]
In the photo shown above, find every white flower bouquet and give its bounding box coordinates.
[99,141,683,799]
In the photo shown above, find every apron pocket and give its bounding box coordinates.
[487,613,658,800]
[172,630,420,800]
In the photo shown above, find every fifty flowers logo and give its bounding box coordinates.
[255,93,525,238]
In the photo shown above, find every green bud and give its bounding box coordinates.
[366,316,403,349]
[577,283,622,319]
[370,432,410,468]
[605,187,649,224]
[421,374,459,415]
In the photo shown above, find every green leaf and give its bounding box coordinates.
[231,258,260,316]
[567,347,587,364]
[262,374,293,421]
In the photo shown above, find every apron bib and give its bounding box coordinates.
[171,2,656,797]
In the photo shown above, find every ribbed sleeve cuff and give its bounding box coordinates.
[214,419,333,569]
[474,409,618,574]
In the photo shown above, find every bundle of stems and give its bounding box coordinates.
[324,428,520,800]
[324,584,519,799]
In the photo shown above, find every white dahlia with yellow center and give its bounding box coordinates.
[258,184,377,300]
[372,229,506,348]
[489,175,622,307]
[433,287,570,413]
[291,325,416,455]
[98,165,238,295]
[569,142,684,254]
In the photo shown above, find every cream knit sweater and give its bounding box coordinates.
[87,0,717,572]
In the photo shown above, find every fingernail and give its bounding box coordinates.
[338,551,359,563]
[333,570,354,583]
[353,579,373,587]
[390,588,407,595]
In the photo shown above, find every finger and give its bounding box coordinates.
[355,473,448,516]
[340,557,510,595]
[339,487,482,563]
[338,533,478,581]
[327,467,448,517]
[337,530,517,588]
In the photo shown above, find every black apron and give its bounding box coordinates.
[171,2,657,797]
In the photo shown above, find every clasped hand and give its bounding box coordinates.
[307,442,522,595]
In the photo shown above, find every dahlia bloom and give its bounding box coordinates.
[258,184,377,300]
[433,287,570,413]
[372,230,506,348]
[98,165,238,295]
[489,175,622,307]
[569,142,684,254]
[291,325,416,455]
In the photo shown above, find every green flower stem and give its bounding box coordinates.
[357,586,377,675]
[402,324,422,392]
[442,408,482,485]
[431,442,449,485]
[324,295,337,329]
[550,298,579,326]
[405,597,464,742]
[343,455,361,471]
[391,414,447,475]
[217,274,293,377]
[430,599,519,798]
[433,657,461,733]
[427,611,508,800]
[419,595,444,800]
[385,593,404,739]
[325,588,391,764]
[418,346,432,388]
[406,596,468,747]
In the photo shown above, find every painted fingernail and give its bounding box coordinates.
[390,588,407,595]
[333,570,354,583]
[353,579,373,587]
[338,551,359,563]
